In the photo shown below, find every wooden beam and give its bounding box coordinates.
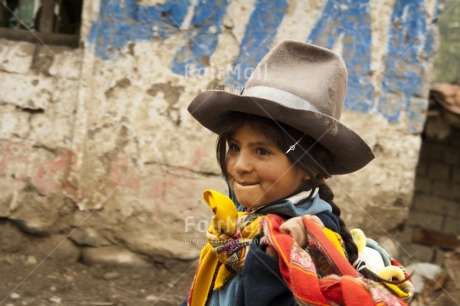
[412,227,460,250]
[0,28,79,47]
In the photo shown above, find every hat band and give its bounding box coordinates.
[243,86,320,113]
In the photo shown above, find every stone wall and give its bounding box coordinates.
[0,0,443,266]
[402,112,460,265]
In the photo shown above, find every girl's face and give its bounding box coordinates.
[226,122,309,210]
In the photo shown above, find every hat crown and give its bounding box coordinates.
[244,40,347,120]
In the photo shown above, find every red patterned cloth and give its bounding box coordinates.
[261,214,407,306]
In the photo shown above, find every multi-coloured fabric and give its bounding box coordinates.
[261,214,409,306]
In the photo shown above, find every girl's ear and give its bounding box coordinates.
[302,172,311,181]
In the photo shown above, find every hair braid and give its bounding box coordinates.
[318,184,358,264]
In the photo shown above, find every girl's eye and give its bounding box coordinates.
[228,143,240,152]
[257,148,270,156]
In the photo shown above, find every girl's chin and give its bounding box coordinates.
[237,200,265,210]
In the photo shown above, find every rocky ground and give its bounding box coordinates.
[0,252,196,306]
[1,214,459,306]
[3,250,460,306]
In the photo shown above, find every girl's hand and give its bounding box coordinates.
[279,215,324,248]
[261,215,324,256]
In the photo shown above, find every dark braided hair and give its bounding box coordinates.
[215,112,400,289]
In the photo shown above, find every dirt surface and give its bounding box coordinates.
[0,253,196,306]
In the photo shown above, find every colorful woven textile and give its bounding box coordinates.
[261,214,408,306]
[187,190,261,306]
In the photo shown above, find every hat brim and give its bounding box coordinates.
[188,90,375,175]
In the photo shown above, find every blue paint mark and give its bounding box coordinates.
[224,0,288,90]
[88,0,189,60]
[171,0,231,76]
[307,0,374,113]
[424,1,442,60]
[379,0,440,132]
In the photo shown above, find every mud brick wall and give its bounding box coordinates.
[403,126,460,264]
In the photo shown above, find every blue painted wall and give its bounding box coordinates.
[307,0,374,113]
[378,0,440,129]
[171,0,231,75]
[88,0,441,132]
[88,0,190,60]
[224,0,289,89]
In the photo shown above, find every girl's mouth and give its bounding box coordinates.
[235,181,257,187]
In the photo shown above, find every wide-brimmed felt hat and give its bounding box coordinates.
[188,40,374,174]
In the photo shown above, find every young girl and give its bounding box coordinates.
[183,40,413,305]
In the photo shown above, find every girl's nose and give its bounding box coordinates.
[232,152,253,174]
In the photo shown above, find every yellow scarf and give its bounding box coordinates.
[187,190,261,306]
